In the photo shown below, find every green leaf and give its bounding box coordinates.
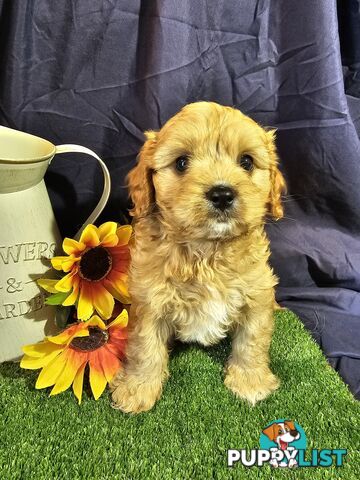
[45,292,70,306]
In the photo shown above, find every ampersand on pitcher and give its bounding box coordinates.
[6,277,23,293]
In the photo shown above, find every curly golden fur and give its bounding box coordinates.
[110,102,286,413]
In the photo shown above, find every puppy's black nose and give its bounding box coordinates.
[206,186,235,211]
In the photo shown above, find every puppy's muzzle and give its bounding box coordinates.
[206,185,235,211]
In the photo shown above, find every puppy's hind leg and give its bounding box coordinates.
[110,305,171,414]
[224,293,280,406]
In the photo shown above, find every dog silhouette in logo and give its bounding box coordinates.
[262,420,300,468]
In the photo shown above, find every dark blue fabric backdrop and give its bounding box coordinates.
[0,0,359,398]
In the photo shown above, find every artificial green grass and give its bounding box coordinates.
[0,310,359,479]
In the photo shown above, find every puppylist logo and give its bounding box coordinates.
[228,419,347,469]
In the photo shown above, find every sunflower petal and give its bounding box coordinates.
[110,250,131,275]
[46,323,89,345]
[108,328,128,342]
[51,255,80,273]
[92,283,114,320]
[63,238,86,255]
[103,283,131,304]
[98,222,117,241]
[102,234,119,248]
[50,349,87,396]
[79,224,100,247]
[116,225,132,246]
[105,341,126,360]
[97,347,120,383]
[22,341,60,358]
[95,221,119,247]
[108,309,128,329]
[104,276,131,304]
[51,256,71,271]
[77,282,94,320]
[35,350,68,389]
[111,247,131,261]
[73,362,87,404]
[62,277,80,306]
[20,346,63,369]
[106,269,128,286]
[88,315,107,330]
[55,271,78,293]
[111,258,129,274]
[61,257,81,273]
[37,279,59,293]
[89,352,107,400]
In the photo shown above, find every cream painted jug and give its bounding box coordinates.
[0,126,111,362]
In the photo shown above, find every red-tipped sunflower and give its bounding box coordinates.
[39,222,131,321]
[20,309,128,403]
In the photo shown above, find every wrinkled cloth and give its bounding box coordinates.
[0,0,359,398]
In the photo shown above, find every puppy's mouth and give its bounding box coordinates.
[279,439,288,451]
[210,208,234,221]
[206,215,236,239]
[208,202,239,225]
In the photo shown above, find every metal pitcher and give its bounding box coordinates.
[0,126,111,361]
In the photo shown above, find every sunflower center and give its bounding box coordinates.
[79,246,112,282]
[70,327,109,351]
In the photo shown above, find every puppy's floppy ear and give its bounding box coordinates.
[265,129,286,220]
[284,420,296,431]
[127,131,157,218]
[262,423,278,441]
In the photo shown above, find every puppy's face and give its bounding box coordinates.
[263,421,300,447]
[128,102,285,240]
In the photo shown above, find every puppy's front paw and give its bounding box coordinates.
[110,369,162,414]
[224,363,279,406]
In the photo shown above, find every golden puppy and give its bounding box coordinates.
[110,102,286,413]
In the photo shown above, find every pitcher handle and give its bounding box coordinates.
[54,144,111,240]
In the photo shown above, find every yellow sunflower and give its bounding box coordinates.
[20,309,128,403]
[38,222,132,321]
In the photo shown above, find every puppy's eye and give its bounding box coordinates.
[175,155,189,173]
[239,154,254,171]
